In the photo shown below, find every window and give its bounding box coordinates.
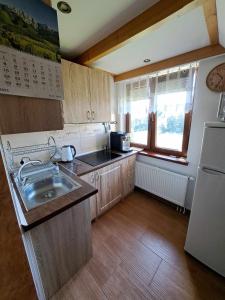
[154,92,187,152]
[130,98,149,145]
[125,79,150,146]
[118,64,197,158]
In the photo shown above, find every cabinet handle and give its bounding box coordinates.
[95,172,100,181]
[91,111,95,120]
[202,167,221,176]
[87,111,90,120]
[91,174,95,184]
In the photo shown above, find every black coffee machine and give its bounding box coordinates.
[110,132,131,152]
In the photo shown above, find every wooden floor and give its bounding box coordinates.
[52,191,225,300]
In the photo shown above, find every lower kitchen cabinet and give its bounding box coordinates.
[27,199,92,299]
[80,155,136,220]
[121,155,136,197]
[96,161,122,216]
[80,172,98,221]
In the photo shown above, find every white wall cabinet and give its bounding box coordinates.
[62,59,114,124]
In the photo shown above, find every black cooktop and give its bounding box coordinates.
[77,150,122,167]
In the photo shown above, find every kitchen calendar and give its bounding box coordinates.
[0,0,63,100]
[0,46,63,100]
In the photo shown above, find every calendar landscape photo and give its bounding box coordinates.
[0,0,60,62]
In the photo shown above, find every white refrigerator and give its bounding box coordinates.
[185,122,225,277]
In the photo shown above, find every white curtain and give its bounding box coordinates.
[115,80,127,131]
[152,66,197,112]
[115,78,151,131]
[115,64,198,131]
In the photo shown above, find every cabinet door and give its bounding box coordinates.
[89,68,113,122]
[121,155,136,197]
[80,172,97,221]
[185,168,225,276]
[62,59,91,123]
[0,95,63,134]
[96,162,122,215]
[29,199,92,299]
[200,127,225,173]
[127,155,136,193]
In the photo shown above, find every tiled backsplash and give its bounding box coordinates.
[1,123,109,170]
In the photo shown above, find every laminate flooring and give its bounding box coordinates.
[52,190,225,300]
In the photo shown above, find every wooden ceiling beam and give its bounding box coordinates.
[201,0,218,45]
[114,44,225,82]
[42,0,52,6]
[74,0,201,66]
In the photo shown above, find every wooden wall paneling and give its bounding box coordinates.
[0,151,37,300]
[29,198,92,299]
[0,95,64,134]
[42,0,52,6]
[62,59,91,123]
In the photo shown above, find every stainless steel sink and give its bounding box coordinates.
[16,171,81,211]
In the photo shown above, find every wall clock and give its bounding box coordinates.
[206,63,225,92]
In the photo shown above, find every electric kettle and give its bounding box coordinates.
[61,145,76,162]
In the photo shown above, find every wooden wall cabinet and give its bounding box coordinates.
[0,95,64,135]
[62,59,114,124]
[62,60,91,123]
[89,68,113,122]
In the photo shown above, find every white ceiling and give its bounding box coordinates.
[91,6,210,74]
[217,0,225,48]
[51,0,159,58]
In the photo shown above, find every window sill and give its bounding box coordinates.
[139,150,189,166]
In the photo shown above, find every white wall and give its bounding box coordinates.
[1,123,108,170]
[217,0,225,47]
[137,54,225,208]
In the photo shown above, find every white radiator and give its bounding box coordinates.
[135,161,189,207]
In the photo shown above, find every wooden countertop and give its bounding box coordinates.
[11,166,98,231]
[11,148,141,231]
[59,148,141,176]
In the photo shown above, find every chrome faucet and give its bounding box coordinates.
[18,160,42,184]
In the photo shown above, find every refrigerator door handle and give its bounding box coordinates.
[202,167,223,176]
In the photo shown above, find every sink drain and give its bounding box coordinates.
[43,190,54,199]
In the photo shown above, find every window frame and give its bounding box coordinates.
[127,95,194,159]
[125,65,197,159]
[149,110,192,158]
